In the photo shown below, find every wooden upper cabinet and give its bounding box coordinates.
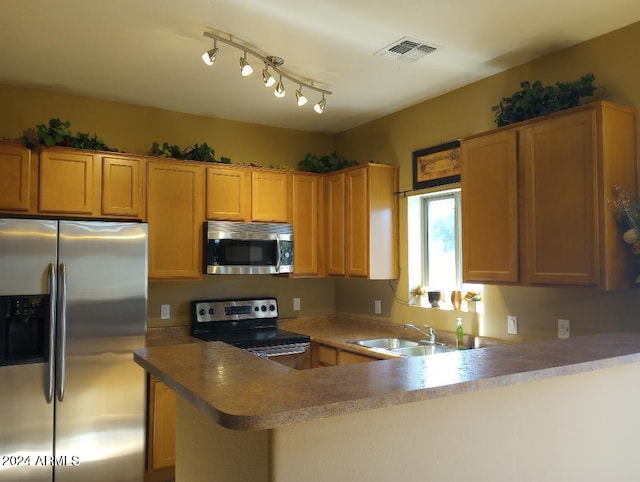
[101,154,145,219]
[346,167,370,277]
[461,101,637,289]
[206,165,251,221]
[326,163,399,280]
[324,171,346,276]
[251,170,289,222]
[461,130,519,283]
[39,147,100,216]
[0,142,32,213]
[291,172,322,276]
[523,109,599,286]
[147,160,204,280]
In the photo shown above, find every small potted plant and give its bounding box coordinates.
[410,285,427,307]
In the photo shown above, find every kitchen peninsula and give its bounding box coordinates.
[134,333,640,482]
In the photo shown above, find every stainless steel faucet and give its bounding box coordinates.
[404,323,436,343]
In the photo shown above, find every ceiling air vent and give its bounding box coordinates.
[376,37,439,62]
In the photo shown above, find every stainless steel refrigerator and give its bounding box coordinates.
[0,218,147,481]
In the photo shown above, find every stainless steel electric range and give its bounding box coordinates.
[190,298,311,362]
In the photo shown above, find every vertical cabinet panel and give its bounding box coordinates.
[251,171,288,222]
[461,130,519,283]
[39,149,99,215]
[0,142,32,212]
[147,160,204,280]
[524,109,599,285]
[324,172,346,276]
[292,173,321,276]
[101,155,145,219]
[346,167,369,277]
[206,165,251,221]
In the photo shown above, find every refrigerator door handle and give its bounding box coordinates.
[56,262,67,402]
[46,262,57,403]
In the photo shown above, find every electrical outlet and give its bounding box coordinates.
[558,319,570,339]
[293,297,301,311]
[160,304,170,320]
[374,300,382,314]
[507,315,518,335]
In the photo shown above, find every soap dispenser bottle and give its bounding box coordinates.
[456,318,464,349]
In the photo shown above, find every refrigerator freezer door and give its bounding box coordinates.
[0,218,57,482]
[0,218,58,295]
[55,221,147,482]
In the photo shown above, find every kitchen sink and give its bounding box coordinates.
[390,344,457,356]
[348,338,457,357]
[350,338,420,349]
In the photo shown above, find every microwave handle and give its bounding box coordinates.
[275,235,281,272]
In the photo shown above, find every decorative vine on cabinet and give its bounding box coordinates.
[461,101,637,290]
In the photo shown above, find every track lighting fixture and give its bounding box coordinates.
[295,85,308,106]
[274,75,285,98]
[314,94,326,114]
[202,39,219,65]
[239,51,253,76]
[262,63,276,87]
[202,30,332,112]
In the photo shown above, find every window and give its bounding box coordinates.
[408,187,482,306]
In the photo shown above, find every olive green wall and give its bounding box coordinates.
[2,22,640,340]
[334,21,640,341]
[0,83,337,327]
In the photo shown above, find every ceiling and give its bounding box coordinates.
[2,1,640,134]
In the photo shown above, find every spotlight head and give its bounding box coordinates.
[274,76,285,98]
[202,47,218,65]
[240,53,253,76]
[314,95,326,113]
[295,87,308,107]
[262,67,276,87]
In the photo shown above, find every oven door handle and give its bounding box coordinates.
[275,235,281,272]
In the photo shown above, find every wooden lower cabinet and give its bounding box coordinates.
[311,342,381,367]
[147,375,176,482]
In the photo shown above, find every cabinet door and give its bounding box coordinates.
[147,377,176,481]
[251,170,288,222]
[206,165,251,221]
[324,172,346,276]
[292,173,321,276]
[101,155,144,219]
[147,160,204,280]
[523,109,599,285]
[346,167,369,278]
[39,148,100,216]
[461,130,519,283]
[0,143,32,213]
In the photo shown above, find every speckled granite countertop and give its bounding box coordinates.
[134,328,640,432]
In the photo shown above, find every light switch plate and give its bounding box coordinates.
[507,315,518,335]
[558,319,570,339]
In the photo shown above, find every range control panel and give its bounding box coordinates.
[193,298,278,323]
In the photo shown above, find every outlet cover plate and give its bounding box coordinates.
[374,300,382,314]
[507,315,518,335]
[160,304,170,320]
[293,297,301,311]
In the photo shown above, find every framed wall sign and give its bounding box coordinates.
[412,140,461,190]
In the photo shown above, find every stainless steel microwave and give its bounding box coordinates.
[204,221,294,275]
